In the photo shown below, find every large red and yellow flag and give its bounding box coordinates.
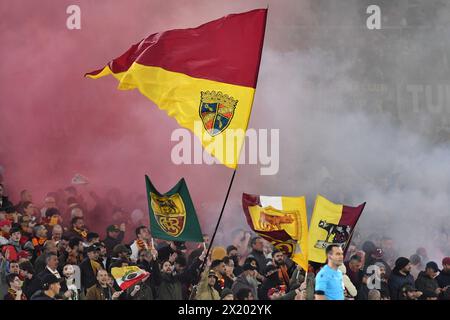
[86,9,267,168]
[242,193,309,271]
[308,195,366,264]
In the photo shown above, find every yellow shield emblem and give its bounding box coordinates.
[150,193,186,237]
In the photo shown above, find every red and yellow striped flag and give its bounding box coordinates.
[308,195,366,263]
[86,9,267,168]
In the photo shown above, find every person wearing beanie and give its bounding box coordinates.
[388,257,414,300]
[415,261,441,300]
[436,257,450,300]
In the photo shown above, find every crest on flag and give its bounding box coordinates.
[314,220,352,249]
[199,91,238,136]
[150,193,186,237]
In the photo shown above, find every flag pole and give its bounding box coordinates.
[189,169,237,300]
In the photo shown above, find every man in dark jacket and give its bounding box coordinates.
[30,274,63,300]
[436,257,450,300]
[103,224,124,257]
[79,245,102,291]
[388,257,415,300]
[247,236,268,275]
[345,254,364,290]
[231,263,259,299]
[415,261,442,300]
[157,255,203,300]
[258,264,281,300]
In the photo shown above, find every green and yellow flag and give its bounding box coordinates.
[145,175,203,242]
[86,9,267,168]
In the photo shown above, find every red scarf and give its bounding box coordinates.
[136,239,150,251]
[278,265,290,286]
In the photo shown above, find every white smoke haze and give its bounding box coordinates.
[216,0,450,263]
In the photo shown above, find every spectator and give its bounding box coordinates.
[103,224,125,257]
[235,287,254,300]
[0,184,14,213]
[34,240,57,274]
[195,269,220,300]
[220,288,234,300]
[19,261,35,298]
[409,254,422,279]
[436,257,450,300]
[130,226,152,262]
[86,232,100,246]
[345,254,364,289]
[65,217,88,240]
[367,289,381,300]
[398,284,422,300]
[79,245,102,291]
[4,273,27,300]
[388,257,415,300]
[415,261,441,300]
[247,236,267,274]
[0,219,12,245]
[231,263,259,299]
[30,274,62,300]
[85,269,122,300]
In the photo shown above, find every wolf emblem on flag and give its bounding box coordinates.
[199,91,238,136]
[150,193,186,237]
[314,220,352,249]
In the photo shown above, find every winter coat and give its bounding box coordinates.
[415,271,439,299]
[231,273,258,299]
[436,269,450,300]
[85,283,116,300]
[103,232,124,257]
[157,257,201,300]
[388,269,415,300]
[195,269,220,300]
[247,250,268,274]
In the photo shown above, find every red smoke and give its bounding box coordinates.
[0,0,275,235]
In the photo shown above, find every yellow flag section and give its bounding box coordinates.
[245,195,308,271]
[111,266,149,290]
[88,64,254,168]
[308,195,366,264]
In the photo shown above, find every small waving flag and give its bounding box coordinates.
[111,266,148,290]
[145,175,203,242]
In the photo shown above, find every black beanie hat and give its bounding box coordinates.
[394,257,410,270]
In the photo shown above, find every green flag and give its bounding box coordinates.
[145,175,203,242]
